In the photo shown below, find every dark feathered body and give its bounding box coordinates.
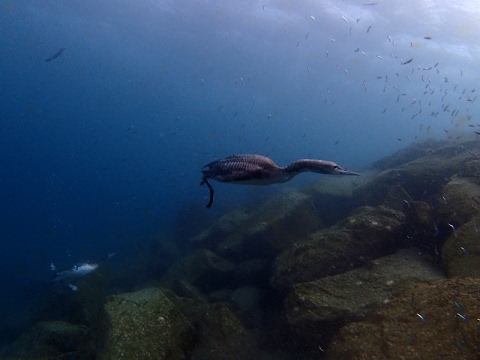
[201,154,289,184]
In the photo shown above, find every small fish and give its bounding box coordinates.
[448,223,458,237]
[362,2,378,5]
[45,48,65,62]
[453,301,463,312]
[310,15,316,20]
[367,25,372,33]
[416,313,426,324]
[424,36,432,40]
[342,16,348,23]
[50,252,116,288]
[456,313,468,323]
[402,58,413,65]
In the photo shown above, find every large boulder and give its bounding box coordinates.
[159,249,237,295]
[192,192,323,260]
[368,138,446,171]
[442,216,480,277]
[101,287,267,360]
[271,205,406,289]
[327,277,480,360]
[435,176,480,227]
[101,287,196,359]
[352,140,480,208]
[6,321,91,359]
[282,249,445,351]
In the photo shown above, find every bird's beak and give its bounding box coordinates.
[337,169,361,176]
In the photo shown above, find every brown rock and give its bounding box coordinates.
[283,249,444,351]
[435,176,480,227]
[442,217,480,277]
[352,141,479,208]
[327,278,480,360]
[102,287,196,360]
[271,205,406,289]
[192,192,323,260]
[160,249,236,295]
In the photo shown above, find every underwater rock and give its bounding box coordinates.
[101,287,196,359]
[383,185,436,249]
[191,206,251,248]
[193,192,323,260]
[234,258,271,287]
[352,140,479,208]
[442,216,480,277]
[282,249,445,351]
[160,249,236,295]
[230,286,265,329]
[181,302,264,359]
[271,205,406,289]
[435,176,480,228]
[175,279,210,304]
[7,321,91,359]
[208,288,232,302]
[231,286,265,312]
[302,175,363,227]
[368,138,445,171]
[327,277,480,360]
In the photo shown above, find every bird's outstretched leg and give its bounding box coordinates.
[200,177,215,208]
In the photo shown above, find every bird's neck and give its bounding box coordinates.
[284,160,313,174]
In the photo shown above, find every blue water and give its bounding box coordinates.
[1,0,479,345]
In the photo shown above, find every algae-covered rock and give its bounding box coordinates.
[283,249,445,350]
[182,302,263,359]
[230,286,265,312]
[234,258,271,287]
[271,205,406,289]
[327,277,480,360]
[7,321,91,359]
[383,185,437,249]
[352,141,479,208]
[442,216,480,277]
[302,175,363,227]
[435,176,480,227]
[160,249,236,295]
[102,287,196,360]
[193,192,323,260]
[368,138,445,171]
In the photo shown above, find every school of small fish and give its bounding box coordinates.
[208,3,478,148]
